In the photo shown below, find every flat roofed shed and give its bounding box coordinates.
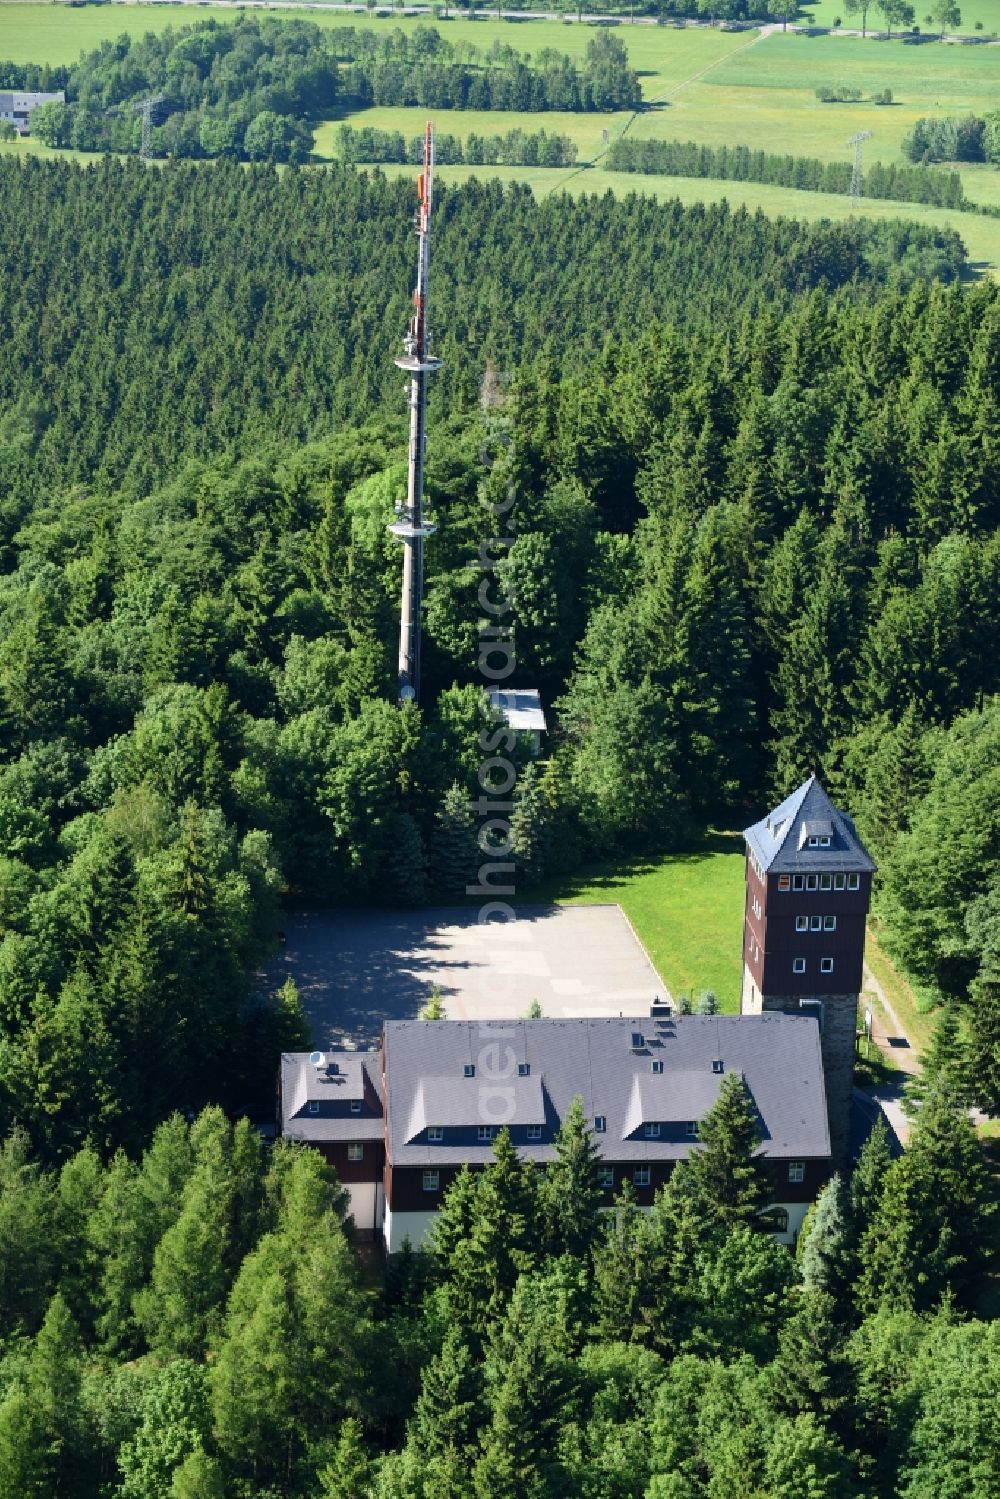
[487,688,546,734]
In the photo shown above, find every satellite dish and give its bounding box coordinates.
[309,1050,325,1069]
[400,685,417,703]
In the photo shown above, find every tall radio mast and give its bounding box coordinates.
[389,121,441,704]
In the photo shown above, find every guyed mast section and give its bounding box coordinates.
[389,121,441,705]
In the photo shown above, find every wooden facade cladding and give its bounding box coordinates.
[314,1140,384,1184]
[744,858,873,998]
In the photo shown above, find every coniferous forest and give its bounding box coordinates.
[0,128,997,1496]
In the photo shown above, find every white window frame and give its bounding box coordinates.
[820,873,832,891]
[787,1161,805,1184]
[821,957,834,974]
[477,1125,494,1143]
[793,958,806,974]
[778,875,791,891]
[308,1101,319,1115]
[422,1170,440,1192]
[824,915,837,932]
[810,915,822,932]
[652,1060,663,1075]
[644,1122,661,1139]
[834,873,846,891]
[792,874,804,891]
[347,1143,363,1162]
[685,1121,698,1137]
[633,1166,651,1187]
[848,873,860,891]
[350,1100,362,1115]
[427,1126,443,1143]
[598,1166,614,1189]
[594,1116,607,1133]
[518,1062,530,1076]
[795,915,808,932]
[463,1063,475,1078]
[526,1125,542,1142]
[806,874,818,891]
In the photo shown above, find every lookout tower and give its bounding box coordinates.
[741,775,876,1167]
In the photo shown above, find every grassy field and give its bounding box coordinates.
[4,4,1000,269]
[801,0,1000,34]
[533,835,747,1010]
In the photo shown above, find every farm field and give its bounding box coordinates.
[801,0,1000,33]
[4,4,1000,265]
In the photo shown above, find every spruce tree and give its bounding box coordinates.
[317,1419,376,1499]
[799,1174,853,1310]
[592,1180,651,1343]
[903,1006,969,1115]
[169,1447,226,1499]
[509,761,549,887]
[539,1094,604,1260]
[679,1072,773,1232]
[849,1113,893,1240]
[429,782,480,900]
[769,1288,850,1422]
[408,1327,484,1464]
[967,960,1000,1115]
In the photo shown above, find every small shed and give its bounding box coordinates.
[487,687,547,756]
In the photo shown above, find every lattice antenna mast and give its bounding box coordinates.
[389,122,441,704]
[848,130,872,205]
[136,94,165,161]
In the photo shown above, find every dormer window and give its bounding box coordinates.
[517,1063,529,1076]
[428,1126,443,1143]
[594,1116,606,1133]
[643,1123,660,1139]
[308,1101,319,1115]
[464,1064,475,1078]
[712,1059,724,1074]
[477,1125,495,1142]
[350,1101,362,1114]
[651,1060,663,1074]
[526,1125,542,1142]
[685,1121,698,1137]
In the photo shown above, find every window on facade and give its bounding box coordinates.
[348,1143,363,1162]
[848,873,860,891]
[634,1167,651,1187]
[527,1125,542,1142]
[787,1162,805,1184]
[824,915,837,931]
[350,1101,362,1115]
[793,958,806,974]
[806,875,818,891]
[595,1116,607,1133]
[772,1208,790,1234]
[686,1121,698,1137]
[834,873,846,891]
[792,875,804,891]
[427,1126,443,1143]
[810,915,822,932]
[477,1125,494,1142]
[644,1123,661,1139]
[307,1101,319,1115]
[796,915,808,932]
[807,836,820,848]
[820,873,832,891]
[821,958,834,974]
[422,1171,440,1192]
[819,835,831,848]
[778,875,790,891]
[598,1167,614,1189]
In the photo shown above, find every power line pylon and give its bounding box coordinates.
[389,122,441,705]
[136,94,165,161]
[848,130,873,205]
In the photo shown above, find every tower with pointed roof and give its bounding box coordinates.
[741,775,876,1167]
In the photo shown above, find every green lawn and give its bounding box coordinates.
[801,0,1000,35]
[532,834,747,1011]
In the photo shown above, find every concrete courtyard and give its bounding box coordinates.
[263,904,669,1050]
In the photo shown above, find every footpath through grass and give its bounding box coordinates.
[531,833,747,1012]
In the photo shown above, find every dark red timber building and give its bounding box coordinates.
[741,774,876,1168]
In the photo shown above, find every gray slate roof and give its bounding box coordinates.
[280,1050,383,1144]
[744,775,876,875]
[382,1014,830,1167]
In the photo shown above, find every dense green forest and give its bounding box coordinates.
[0,1074,994,1495]
[0,133,998,1495]
[11,18,642,161]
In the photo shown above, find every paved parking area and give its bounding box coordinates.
[263,904,668,1050]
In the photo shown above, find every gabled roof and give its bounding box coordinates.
[744,775,876,875]
[405,1072,547,1142]
[382,1014,830,1166]
[279,1050,383,1143]
[621,1069,727,1138]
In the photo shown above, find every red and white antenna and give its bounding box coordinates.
[390,122,441,704]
